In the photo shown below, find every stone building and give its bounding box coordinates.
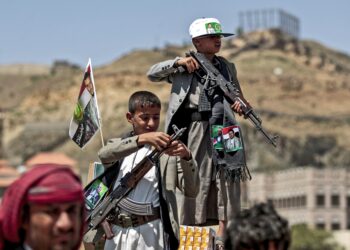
[247,167,350,230]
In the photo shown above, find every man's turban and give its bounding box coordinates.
[0,163,84,249]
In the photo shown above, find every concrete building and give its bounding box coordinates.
[247,167,350,231]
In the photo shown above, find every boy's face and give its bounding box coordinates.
[193,35,221,54]
[126,106,161,135]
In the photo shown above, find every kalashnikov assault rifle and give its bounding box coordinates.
[189,51,278,147]
[84,125,186,238]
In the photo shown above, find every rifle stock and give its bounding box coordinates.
[189,51,278,147]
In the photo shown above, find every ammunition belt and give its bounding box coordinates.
[110,207,161,228]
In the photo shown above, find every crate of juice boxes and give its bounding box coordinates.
[178,225,216,250]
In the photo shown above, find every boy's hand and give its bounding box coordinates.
[176,57,199,73]
[137,132,171,151]
[231,99,250,116]
[231,100,243,116]
[164,140,191,160]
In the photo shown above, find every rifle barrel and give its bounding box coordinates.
[190,50,278,148]
[247,116,277,147]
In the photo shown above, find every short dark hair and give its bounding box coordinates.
[128,91,161,113]
[225,202,291,250]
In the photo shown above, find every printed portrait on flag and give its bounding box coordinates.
[211,125,224,150]
[69,59,100,148]
[222,125,243,152]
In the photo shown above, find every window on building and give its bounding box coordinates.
[331,222,340,230]
[266,198,273,207]
[277,199,282,208]
[296,195,306,208]
[282,198,287,208]
[279,199,284,208]
[316,194,325,207]
[346,196,350,208]
[316,217,325,230]
[331,194,340,207]
[281,198,286,208]
[331,216,341,230]
[316,222,325,230]
[290,197,295,207]
[294,196,300,207]
[301,195,307,207]
[272,199,278,208]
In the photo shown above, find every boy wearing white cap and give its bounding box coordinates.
[147,17,250,250]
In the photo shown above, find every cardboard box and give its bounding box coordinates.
[178,226,215,250]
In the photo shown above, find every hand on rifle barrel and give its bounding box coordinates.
[231,100,243,116]
[230,99,247,115]
[163,140,192,160]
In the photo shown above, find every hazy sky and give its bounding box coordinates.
[1,0,349,67]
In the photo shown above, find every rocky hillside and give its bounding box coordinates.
[0,29,349,177]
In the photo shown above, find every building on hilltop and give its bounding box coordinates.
[238,9,300,39]
[247,167,350,231]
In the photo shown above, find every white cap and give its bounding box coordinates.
[189,17,234,38]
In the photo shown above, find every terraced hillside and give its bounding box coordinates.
[0,29,349,177]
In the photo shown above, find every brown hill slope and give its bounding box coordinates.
[1,29,349,176]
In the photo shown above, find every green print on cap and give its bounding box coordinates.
[205,22,222,34]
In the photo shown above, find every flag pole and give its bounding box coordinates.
[89,58,105,147]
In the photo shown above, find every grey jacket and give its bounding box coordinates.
[147,57,193,133]
[98,135,199,247]
[147,57,239,130]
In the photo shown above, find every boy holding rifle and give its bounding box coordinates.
[147,17,252,250]
[85,91,198,250]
